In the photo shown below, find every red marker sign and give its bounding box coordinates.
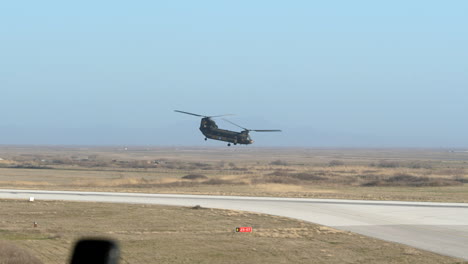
[236,227,252,233]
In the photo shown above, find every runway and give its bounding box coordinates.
[1,189,467,260]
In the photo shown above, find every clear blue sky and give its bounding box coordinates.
[1,1,467,147]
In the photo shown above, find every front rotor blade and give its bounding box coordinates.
[209,114,234,118]
[174,110,205,117]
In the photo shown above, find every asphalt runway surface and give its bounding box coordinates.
[1,189,467,260]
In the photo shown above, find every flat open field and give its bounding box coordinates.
[1,199,466,264]
[1,146,467,202]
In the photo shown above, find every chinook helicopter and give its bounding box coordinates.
[175,110,281,146]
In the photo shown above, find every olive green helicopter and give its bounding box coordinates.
[174,110,281,146]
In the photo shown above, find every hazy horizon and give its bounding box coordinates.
[1,1,467,148]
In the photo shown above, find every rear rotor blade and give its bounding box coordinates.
[251,129,282,132]
[222,118,248,130]
[223,118,281,132]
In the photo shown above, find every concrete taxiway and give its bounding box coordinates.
[1,189,467,260]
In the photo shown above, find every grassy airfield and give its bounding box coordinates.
[0,146,467,202]
[1,199,465,264]
[1,146,468,263]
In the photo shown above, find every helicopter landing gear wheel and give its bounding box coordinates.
[227,143,231,146]
[204,138,207,141]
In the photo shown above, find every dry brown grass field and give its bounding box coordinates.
[1,199,466,264]
[1,146,468,263]
[1,146,467,202]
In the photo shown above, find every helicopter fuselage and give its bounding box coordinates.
[200,118,253,145]
[174,110,280,146]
